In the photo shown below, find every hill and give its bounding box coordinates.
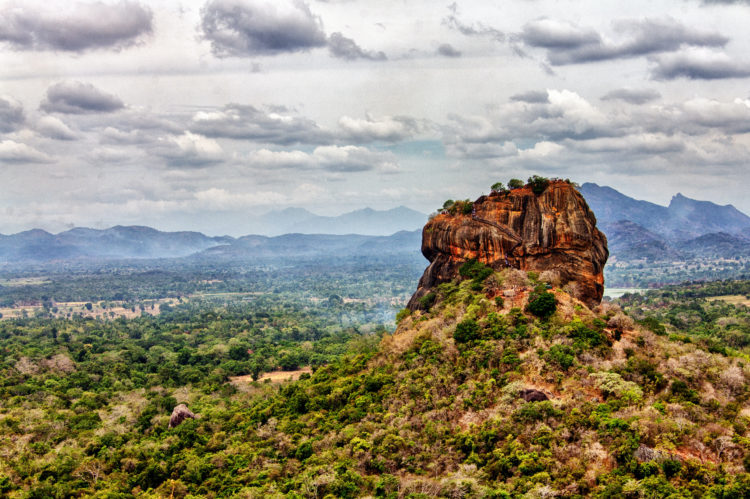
[580,183,750,260]
[0,226,232,262]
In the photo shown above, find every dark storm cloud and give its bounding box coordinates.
[328,32,386,61]
[443,2,504,42]
[601,88,661,105]
[510,90,550,103]
[651,51,750,79]
[200,0,327,57]
[0,96,25,132]
[437,43,461,58]
[521,18,728,65]
[40,81,124,114]
[0,1,152,52]
[189,104,332,145]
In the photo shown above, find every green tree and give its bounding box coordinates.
[491,182,506,193]
[527,175,550,195]
[508,178,524,189]
[454,318,480,343]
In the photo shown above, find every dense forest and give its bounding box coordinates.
[2,261,750,496]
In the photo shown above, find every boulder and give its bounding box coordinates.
[168,403,196,429]
[408,180,608,309]
[519,389,549,402]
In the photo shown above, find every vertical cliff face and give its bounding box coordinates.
[408,180,608,309]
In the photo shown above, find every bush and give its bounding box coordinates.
[545,344,575,370]
[395,308,410,324]
[418,292,437,311]
[508,178,524,189]
[459,259,493,283]
[527,175,550,195]
[454,318,480,343]
[526,290,556,319]
[638,317,666,335]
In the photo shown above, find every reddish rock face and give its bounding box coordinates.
[408,180,608,309]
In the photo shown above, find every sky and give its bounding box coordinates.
[1,0,750,236]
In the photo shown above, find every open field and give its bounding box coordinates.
[0,298,179,320]
[707,294,750,307]
[229,367,313,389]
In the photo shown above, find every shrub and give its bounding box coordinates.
[462,201,474,215]
[591,371,643,404]
[527,289,556,319]
[527,175,550,195]
[454,319,480,343]
[418,292,437,311]
[459,259,493,283]
[638,317,666,336]
[508,178,524,189]
[545,344,575,370]
[395,308,410,324]
[567,318,606,348]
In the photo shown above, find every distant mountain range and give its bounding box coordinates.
[0,226,232,262]
[245,205,427,236]
[1,188,748,265]
[580,183,750,261]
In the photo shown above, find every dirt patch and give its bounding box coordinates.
[230,366,313,386]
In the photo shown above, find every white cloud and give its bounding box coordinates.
[36,116,78,140]
[0,140,54,163]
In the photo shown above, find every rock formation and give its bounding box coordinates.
[408,180,608,309]
[168,404,197,429]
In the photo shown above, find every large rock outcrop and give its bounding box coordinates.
[408,180,608,309]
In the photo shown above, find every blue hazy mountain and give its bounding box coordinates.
[580,183,750,260]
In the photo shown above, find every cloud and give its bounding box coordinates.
[200,0,327,57]
[337,114,420,142]
[650,48,750,79]
[568,134,685,155]
[521,17,728,65]
[520,18,600,49]
[152,132,224,166]
[443,3,504,42]
[0,1,152,52]
[601,88,661,104]
[0,96,25,132]
[36,116,78,140]
[0,140,54,163]
[40,81,124,114]
[328,32,386,60]
[248,145,399,173]
[190,104,330,144]
[510,90,550,103]
[437,43,461,58]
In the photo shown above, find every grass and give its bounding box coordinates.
[707,294,750,307]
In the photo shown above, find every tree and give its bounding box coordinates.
[454,318,480,343]
[491,182,506,193]
[508,178,524,189]
[526,288,556,319]
[527,175,550,195]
